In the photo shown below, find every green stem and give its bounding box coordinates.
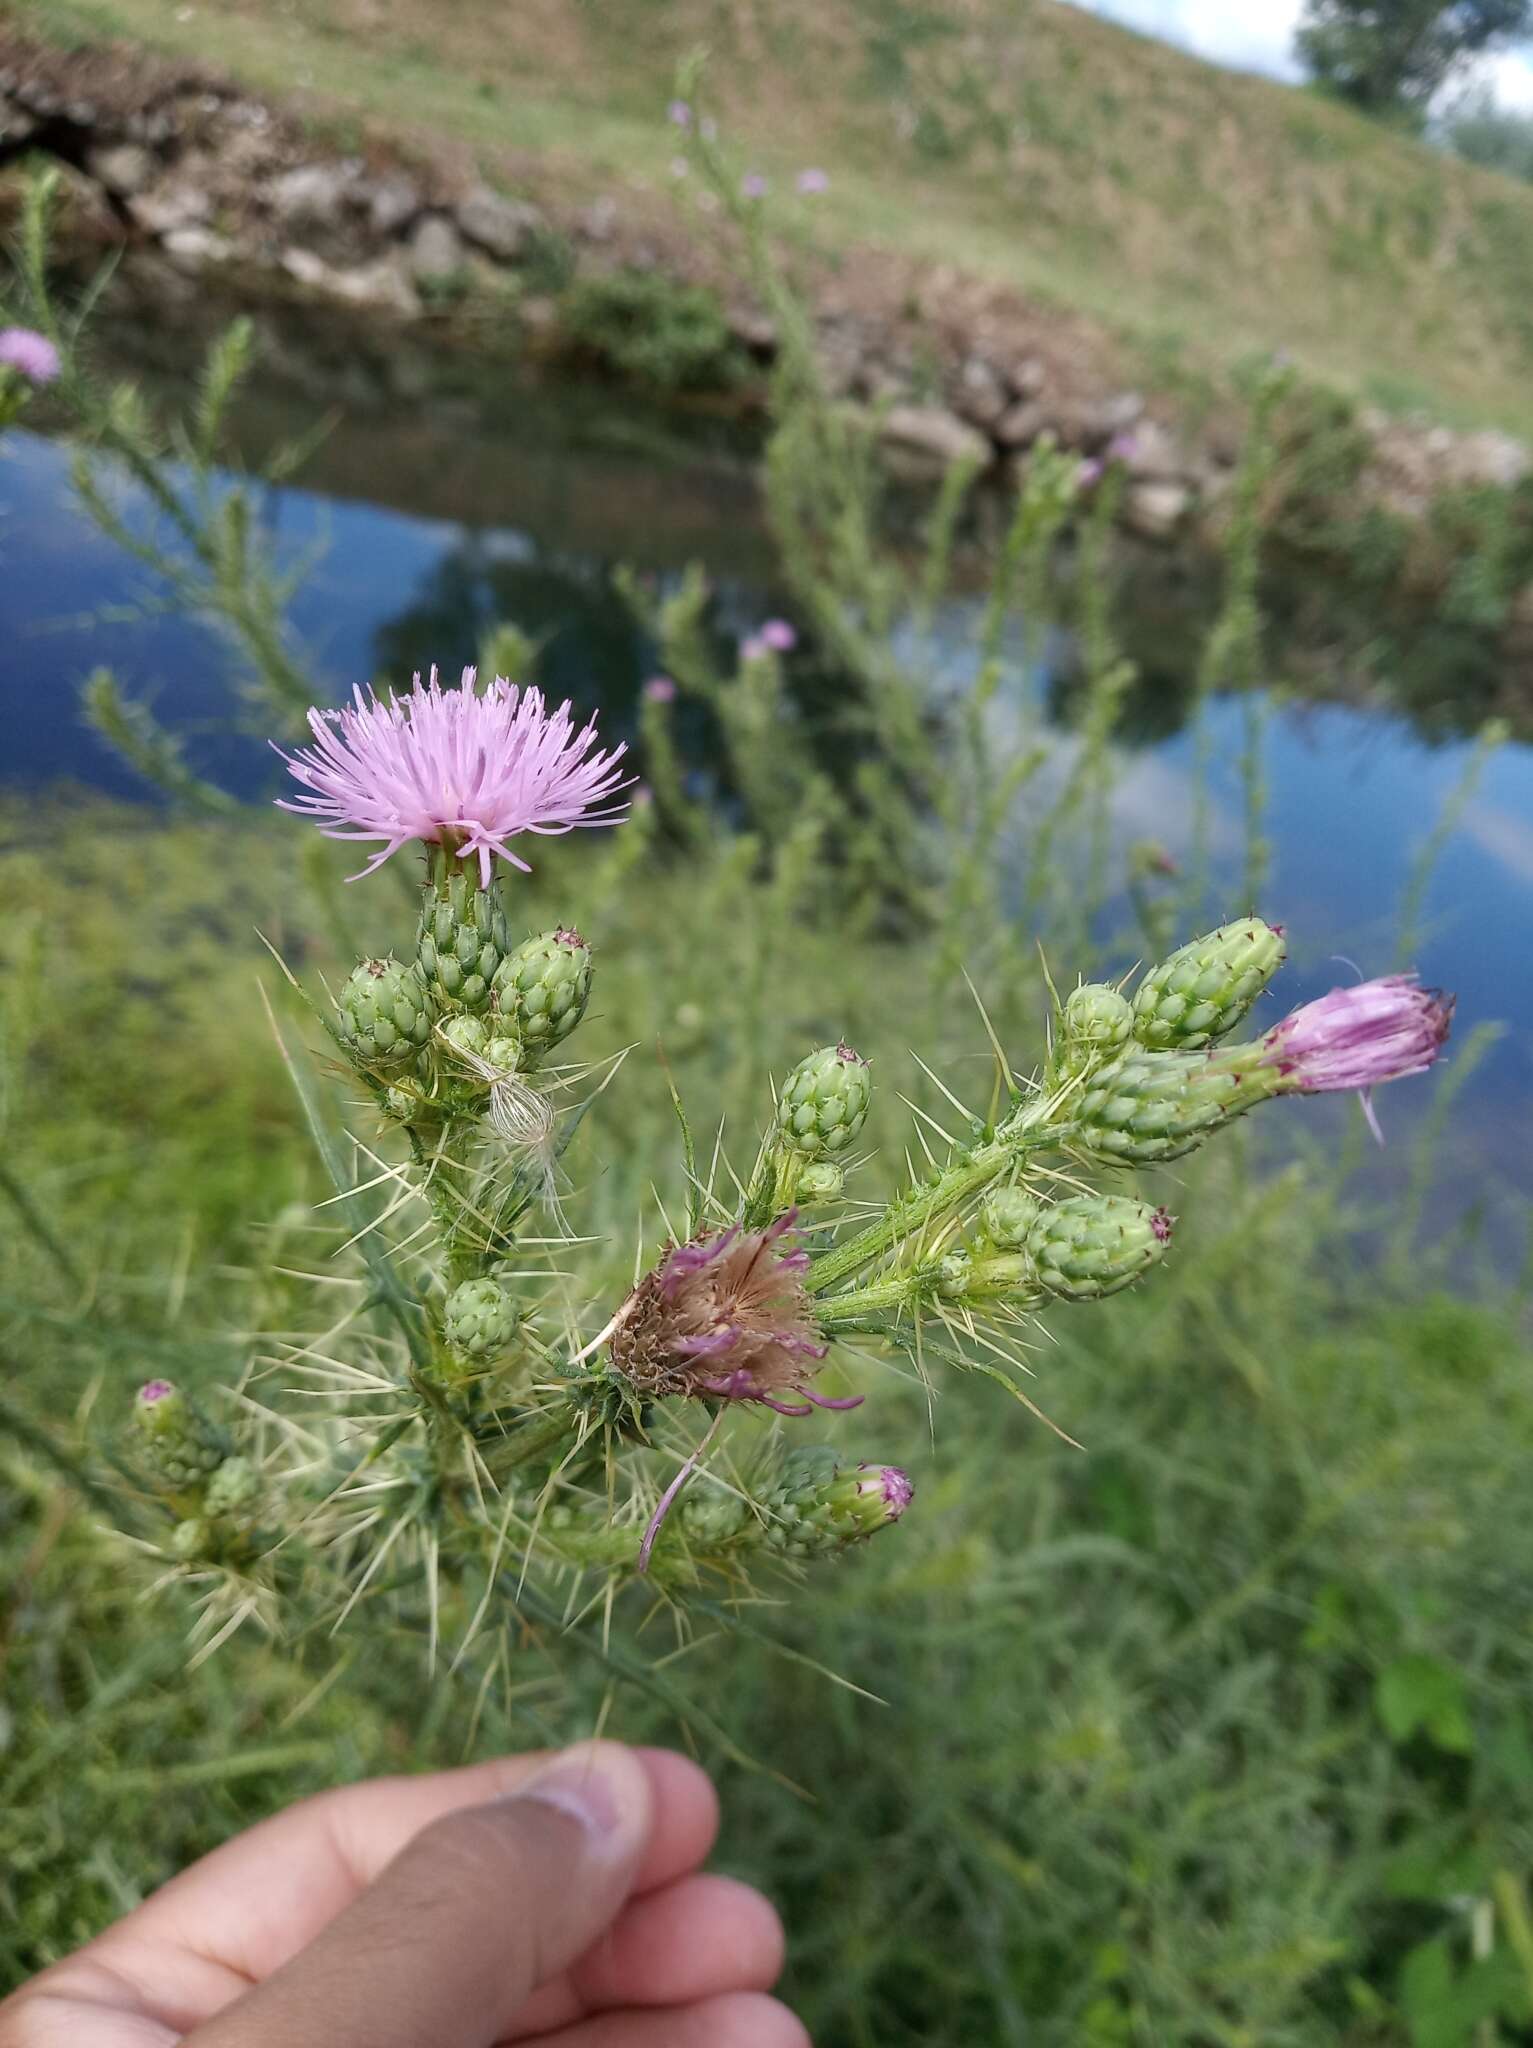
[805,1119,1067,1297]
[815,1276,919,1324]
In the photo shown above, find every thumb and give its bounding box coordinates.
[189,1741,655,2048]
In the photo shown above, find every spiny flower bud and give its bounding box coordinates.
[133,1380,229,1494]
[680,1487,754,1546]
[1133,918,1287,1051]
[338,957,434,1071]
[776,1043,872,1160]
[981,1186,1042,1249]
[791,1160,845,1206]
[204,1454,260,1516]
[1026,1193,1174,1301]
[1059,983,1133,1066]
[1075,1047,1278,1164]
[440,1013,492,1061]
[760,1444,913,1558]
[443,1277,520,1364]
[491,928,593,1057]
[935,1247,1038,1304]
[417,868,514,1011]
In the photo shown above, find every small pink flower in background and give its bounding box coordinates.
[1263,975,1452,1094]
[138,1379,175,1405]
[1076,457,1105,491]
[643,674,678,703]
[1107,432,1139,465]
[759,619,797,653]
[796,167,829,195]
[742,171,768,199]
[740,634,767,661]
[275,666,630,884]
[668,99,692,127]
[0,327,60,384]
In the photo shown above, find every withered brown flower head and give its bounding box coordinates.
[610,1211,859,1416]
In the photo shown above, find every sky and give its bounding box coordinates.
[1074,0,1533,109]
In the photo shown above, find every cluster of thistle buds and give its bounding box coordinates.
[118,671,1454,1619]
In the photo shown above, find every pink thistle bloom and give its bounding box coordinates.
[742,171,768,199]
[796,167,829,195]
[0,327,60,384]
[668,99,692,127]
[642,674,678,703]
[138,1379,175,1405]
[275,666,630,884]
[758,618,797,653]
[740,634,768,662]
[865,1464,913,1518]
[1076,457,1105,491]
[1260,974,1452,1139]
[611,1210,858,1417]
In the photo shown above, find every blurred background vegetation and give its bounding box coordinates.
[3,3,1533,2044]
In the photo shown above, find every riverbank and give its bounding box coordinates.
[8,12,1533,574]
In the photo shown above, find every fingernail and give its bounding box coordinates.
[511,1743,643,1848]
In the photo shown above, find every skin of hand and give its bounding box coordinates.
[0,1741,809,2048]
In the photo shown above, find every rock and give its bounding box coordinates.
[1118,418,1187,482]
[367,173,422,237]
[518,293,560,336]
[86,143,157,197]
[162,225,234,268]
[455,184,542,260]
[726,303,778,354]
[994,397,1050,450]
[128,183,212,235]
[879,404,992,472]
[0,98,37,145]
[281,245,420,315]
[267,160,361,227]
[953,355,1009,428]
[1008,355,1047,399]
[1122,479,1192,540]
[1446,430,1530,491]
[407,213,465,282]
[577,196,618,242]
[1093,390,1146,439]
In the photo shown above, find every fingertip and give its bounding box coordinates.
[632,1747,720,1887]
[702,1991,813,2048]
[571,1870,786,2007]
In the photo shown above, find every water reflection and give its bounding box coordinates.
[0,307,1528,1217]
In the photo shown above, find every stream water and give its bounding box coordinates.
[1,283,1528,1228]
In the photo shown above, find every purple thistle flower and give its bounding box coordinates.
[742,171,768,200]
[796,167,830,196]
[1260,974,1453,1139]
[1076,457,1105,491]
[138,1379,175,1405]
[867,1464,913,1518]
[643,674,678,703]
[1262,975,1452,1093]
[0,327,60,384]
[275,666,631,884]
[668,99,692,128]
[758,618,797,653]
[611,1210,858,1416]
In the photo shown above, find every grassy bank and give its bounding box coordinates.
[21,0,1533,434]
[3,802,1533,2043]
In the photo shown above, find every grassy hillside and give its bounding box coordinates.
[21,0,1533,432]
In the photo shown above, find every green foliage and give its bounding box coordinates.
[557,267,750,393]
[1297,0,1533,116]
[1440,83,1533,182]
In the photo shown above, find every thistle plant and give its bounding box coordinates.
[115,667,1453,1702]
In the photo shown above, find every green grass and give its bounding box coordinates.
[20,0,1533,432]
[4,801,1533,2043]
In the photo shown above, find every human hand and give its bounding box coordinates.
[2,1741,806,2047]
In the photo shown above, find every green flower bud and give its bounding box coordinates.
[1075,1047,1280,1164]
[1060,983,1134,1065]
[170,1518,209,1561]
[935,1247,1038,1305]
[491,928,593,1057]
[792,1160,845,1206]
[417,869,514,1012]
[204,1454,260,1516]
[384,1084,418,1121]
[133,1380,229,1494]
[1026,1193,1174,1301]
[444,1277,520,1364]
[776,1043,872,1160]
[440,1014,491,1061]
[981,1186,1042,1249]
[1133,918,1287,1051]
[680,1487,754,1546]
[338,957,435,1072]
[760,1444,913,1558]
